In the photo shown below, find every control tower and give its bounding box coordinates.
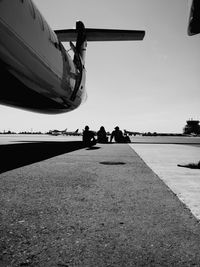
[183,119,200,135]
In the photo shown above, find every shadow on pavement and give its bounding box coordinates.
[86,146,101,150]
[0,141,87,174]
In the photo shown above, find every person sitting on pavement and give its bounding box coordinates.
[97,126,108,143]
[82,125,97,147]
[110,126,125,143]
[123,132,131,143]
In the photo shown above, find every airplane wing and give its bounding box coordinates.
[55,28,145,42]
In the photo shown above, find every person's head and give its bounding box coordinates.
[100,126,105,131]
[85,125,89,131]
[115,126,119,131]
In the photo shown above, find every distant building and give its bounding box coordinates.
[183,119,200,135]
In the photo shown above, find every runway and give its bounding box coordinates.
[0,135,200,266]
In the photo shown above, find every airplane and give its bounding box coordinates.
[124,130,141,136]
[48,128,68,136]
[0,0,145,114]
[188,0,200,35]
[48,128,81,136]
[63,129,82,136]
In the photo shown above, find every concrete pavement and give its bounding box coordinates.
[130,144,200,220]
[1,142,200,266]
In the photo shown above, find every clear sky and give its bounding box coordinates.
[1,0,199,133]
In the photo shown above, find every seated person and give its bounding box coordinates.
[97,126,108,143]
[82,125,97,147]
[110,126,131,143]
[123,133,131,143]
[110,126,125,143]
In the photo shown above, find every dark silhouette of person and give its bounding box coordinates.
[110,126,125,143]
[97,126,108,143]
[82,126,97,147]
[123,132,131,143]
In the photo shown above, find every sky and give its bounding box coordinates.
[1,0,200,133]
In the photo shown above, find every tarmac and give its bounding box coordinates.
[0,136,200,266]
[130,143,200,220]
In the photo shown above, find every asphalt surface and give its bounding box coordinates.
[1,141,200,266]
[130,143,200,221]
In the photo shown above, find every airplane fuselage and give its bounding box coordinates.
[0,0,86,113]
[0,1,145,114]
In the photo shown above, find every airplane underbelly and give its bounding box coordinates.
[0,0,83,113]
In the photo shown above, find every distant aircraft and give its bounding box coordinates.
[48,128,68,136]
[48,128,81,136]
[64,129,81,136]
[0,0,145,114]
[188,0,200,35]
[124,130,141,136]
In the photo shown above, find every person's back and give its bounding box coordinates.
[110,126,124,143]
[97,126,108,143]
